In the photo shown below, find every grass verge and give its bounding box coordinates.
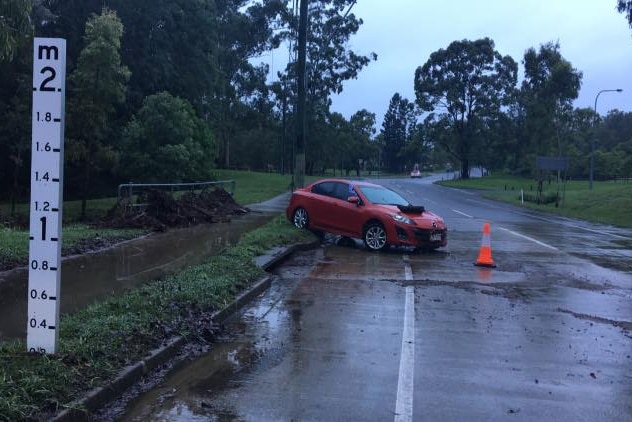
[438,174,632,228]
[0,225,144,271]
[0,216,315,421]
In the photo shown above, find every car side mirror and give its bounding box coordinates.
[347,195,360,205]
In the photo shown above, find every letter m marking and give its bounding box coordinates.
[38,45,59,61]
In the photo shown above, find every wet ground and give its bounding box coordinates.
[111,242,632,421]
[103,176,632,421]
[0,212,274,342]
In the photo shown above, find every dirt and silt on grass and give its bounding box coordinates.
[106,188,250,230]
[0,188,250,271]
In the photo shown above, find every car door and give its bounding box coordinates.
[306,181,339,232]
[327,182,364,237]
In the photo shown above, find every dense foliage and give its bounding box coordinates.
[118,92,216,182]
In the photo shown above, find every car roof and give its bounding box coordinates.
[309,178,382,188]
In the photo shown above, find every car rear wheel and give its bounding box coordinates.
[292,207,309,229]
[364,223,387,251]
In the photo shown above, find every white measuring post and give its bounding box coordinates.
[27,38,66,354]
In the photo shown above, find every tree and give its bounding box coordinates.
[275,0,377,174]
[520,42,582,165]
[66,8,130,219]
[400,119,435,171]
[319,110,375,176]
[349,109,378,175]
[0,0,31,62]
[41,0,220,112]
[618,0,632,28]
[118,92,216,182]
[381,93,416,173]
[210,0,284,168]
[0,49,31,213]
[414,38,518,179]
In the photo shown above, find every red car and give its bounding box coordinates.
[286,179,448,251]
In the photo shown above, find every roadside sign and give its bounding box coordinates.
[27,38,66,354]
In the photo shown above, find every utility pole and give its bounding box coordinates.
[293,0,308,189]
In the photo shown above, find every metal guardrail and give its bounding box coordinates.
[117,180,236,205]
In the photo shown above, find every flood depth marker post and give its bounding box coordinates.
[27,38,66,354]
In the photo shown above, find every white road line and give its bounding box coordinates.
[452,209,473,218]
[499,227,559,251]
[395,258,415,422]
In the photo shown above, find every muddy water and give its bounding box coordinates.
[0,213,275,342]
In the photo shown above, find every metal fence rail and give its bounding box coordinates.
[117,180,236,205]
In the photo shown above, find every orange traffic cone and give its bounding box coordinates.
[474,222,496,268]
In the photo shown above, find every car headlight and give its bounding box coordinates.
[392,214,414,225]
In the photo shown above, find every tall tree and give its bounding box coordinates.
[0,0,31,62]
[275,0,377,174]
[414,38,517,179]
[211,0,284,168]
[520,42,582,163]
[66,8,130,219]
[381,93,416,173]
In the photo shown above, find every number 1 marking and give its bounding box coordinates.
[40,216,47,241]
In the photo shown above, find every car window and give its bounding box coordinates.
[311,182,336,198]
[359,186,409,206]
[333,182,352,200]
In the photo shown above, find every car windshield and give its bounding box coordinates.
[359,186,410,206]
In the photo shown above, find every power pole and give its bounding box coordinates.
[293,0,308,189]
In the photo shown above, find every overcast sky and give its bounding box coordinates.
[317,0,632,126]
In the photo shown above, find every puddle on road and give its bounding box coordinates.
[0,213,275,342]
[115,274,300,422]
[570,251,632,273]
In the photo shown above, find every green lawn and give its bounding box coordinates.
[438,174,632,228]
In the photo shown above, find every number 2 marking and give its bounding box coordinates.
[39,66,56,92]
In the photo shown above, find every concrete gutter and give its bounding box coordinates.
[52,241,316,421]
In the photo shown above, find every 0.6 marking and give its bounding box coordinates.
[29,289,56,300]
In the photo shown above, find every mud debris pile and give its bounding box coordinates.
[106,188,249,231]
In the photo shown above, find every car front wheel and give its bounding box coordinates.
[364,223,387,251]
[292,207,309,229]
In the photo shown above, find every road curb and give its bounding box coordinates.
[52,242,315,421]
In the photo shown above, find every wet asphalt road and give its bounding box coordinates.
[113,175,632,421]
